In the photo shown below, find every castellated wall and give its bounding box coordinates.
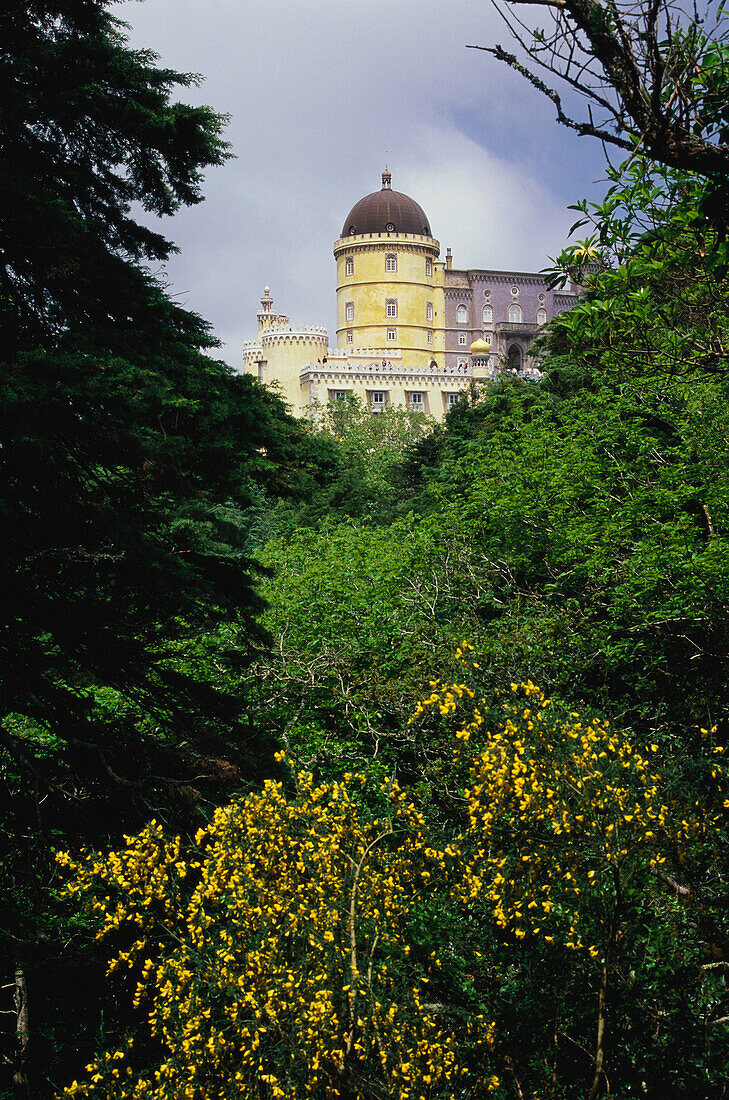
[244,327,328,413]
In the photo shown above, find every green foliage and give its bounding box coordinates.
[252,519,479,778]
[0,0,229,354]
[254,397,436,534]
[56,681,729,1098]
[0,3,331,1094]
[7,4,729,1096]
[0,0,324,846]
[543,159,729,390]
[252,366,729,770]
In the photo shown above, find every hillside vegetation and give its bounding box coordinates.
[2,2,729,1098]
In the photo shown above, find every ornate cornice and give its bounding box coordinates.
[334,234,440,259]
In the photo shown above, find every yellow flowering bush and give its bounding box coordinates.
[57,657,729,1099]
[413,663,729,1098]
[416,671,727,956]
[57,766,492,1099]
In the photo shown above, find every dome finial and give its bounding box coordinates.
[381,167,391,190]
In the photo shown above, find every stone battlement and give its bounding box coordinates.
[301,360,472,379]
[263,327,327,340]
[244,328,328,352]
[324,347,403,363]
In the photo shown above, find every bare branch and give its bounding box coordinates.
[473,0,729,175]
[466,43,635,150]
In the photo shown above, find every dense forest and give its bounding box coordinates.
[2,1,729,1098]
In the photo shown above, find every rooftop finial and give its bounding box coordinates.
[381,166,391,189]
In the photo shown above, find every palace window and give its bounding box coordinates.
[457,305,468,323]
[508,304,523,323]
[536,307,548,325]
[426,302,433,322]
[409,392,425,411]
[427,330,433,344]
[425,258,433,276]
[346,329,353,343]
[331,390,350,402]
[386,299,398,318]
[387,327,397,341]
[458,333,467,345]
[346,301,354,321]
[482,304,493,324]
[446,392,462,408]
[370,391,388,411]
[345,256,354,276]
[385,253,397,272]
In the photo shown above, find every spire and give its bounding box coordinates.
[381,166,391,190]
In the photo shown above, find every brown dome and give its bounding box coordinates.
[342,170,432,238]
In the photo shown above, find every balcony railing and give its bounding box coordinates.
[495,321,540,335]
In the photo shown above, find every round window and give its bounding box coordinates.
[386,222,395,232]
[510,285,519,297]
[349,226,356,235]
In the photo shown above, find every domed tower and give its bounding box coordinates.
[334,169,443,364]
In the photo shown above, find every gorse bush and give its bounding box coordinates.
[57,671,729,1098]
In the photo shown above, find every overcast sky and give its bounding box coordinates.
[116,0,608,369]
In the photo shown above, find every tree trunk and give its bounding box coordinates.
[12,969,30,1100]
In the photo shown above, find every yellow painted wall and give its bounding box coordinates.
[334,233,444,366]
[244,330,328,415]
[300,367,474,421]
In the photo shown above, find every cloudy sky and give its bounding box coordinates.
[116,0,608,369]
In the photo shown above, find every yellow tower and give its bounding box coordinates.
[333,170,444,366]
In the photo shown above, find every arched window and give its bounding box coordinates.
[458,333,467,345]
[536,307,548,325]
[482,305,493,324]
[386,299,398,318]
[508,304,523,323]
[457,305,468,324]
[345,256,354,276]
[425,258,433,276]
[346,301,354,322]
[508,344,523,370]
[385,253,397,272]
[426,302,433,322]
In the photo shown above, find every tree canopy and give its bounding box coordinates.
[0,5,336,1088]
[6,0,729,1097]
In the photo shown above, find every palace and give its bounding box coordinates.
[243,170,579,420]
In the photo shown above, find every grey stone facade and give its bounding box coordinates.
[443,267,578,371]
